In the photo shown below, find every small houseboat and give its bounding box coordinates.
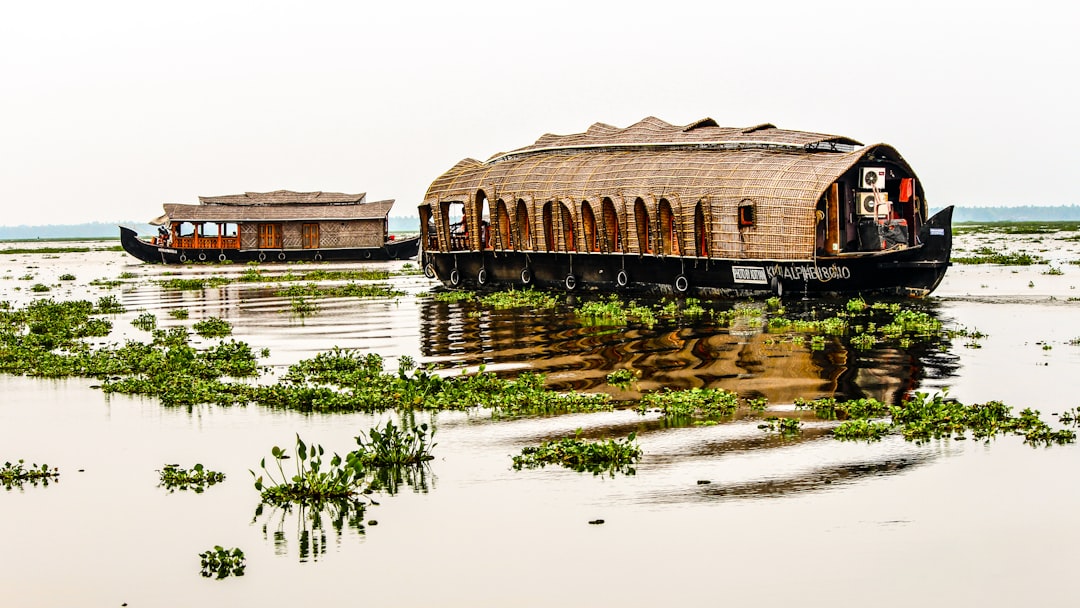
[418,117,952,297]
[121,190,420,264]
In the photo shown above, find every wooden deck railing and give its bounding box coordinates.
[173,236,241,250]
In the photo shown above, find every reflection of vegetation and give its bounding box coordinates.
[199,546,245,578]
[254,498,367,563]
[2,460,60,489]
[158,463,225,493]
[193,317,232,338]
[513,431,641,477]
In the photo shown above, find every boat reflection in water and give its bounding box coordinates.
[418,295,960,407]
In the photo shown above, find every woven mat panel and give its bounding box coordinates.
[422,141,911,260]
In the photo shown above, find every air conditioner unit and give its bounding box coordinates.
[860,167,886,190]
[856,191,889,216]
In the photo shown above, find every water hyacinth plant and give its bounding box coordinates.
[512,430,642,477]
[251,434,367,506]
[2,460,60,489]
[199,546,245,579]
[158,463,225,493]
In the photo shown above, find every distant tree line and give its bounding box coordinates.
[939,205,1080,223]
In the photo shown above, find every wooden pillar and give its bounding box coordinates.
[826,183,841,254]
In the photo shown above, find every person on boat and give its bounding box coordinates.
[157,225,170,246]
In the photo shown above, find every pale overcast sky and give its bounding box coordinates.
[1,0,1075,226]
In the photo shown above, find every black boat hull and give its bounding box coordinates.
[119,226,420,264]
[422,207,953,298]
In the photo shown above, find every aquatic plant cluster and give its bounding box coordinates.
[796,393,1076,447]
[199,546,246,579]
[158,463,225,493]
[512,431,642,476]
[2,460,60,489]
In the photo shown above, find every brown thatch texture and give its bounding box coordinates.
[198,190,367,206]
[421,117,920,260]
[163,199,395,222]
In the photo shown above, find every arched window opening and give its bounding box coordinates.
[495,199,512,250]
[516,199,531,250]
[658,198,679,255]
[476,190,492,250]
[560,202,576,252]
[582,202,600,252]
[634,198,652,254]
[442,200,467,251]
[694,200,709,257]
[601,198,620,253]
[542,202,556,251]
[738,199,756,228]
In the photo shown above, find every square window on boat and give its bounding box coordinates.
[738,201,756,227]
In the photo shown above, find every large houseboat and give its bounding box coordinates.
[418,117,952,297]
[121,190,420,264]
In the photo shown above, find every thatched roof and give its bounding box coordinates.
[487,116,862,162]
[198,190,366,206]
[163,198,395,223]
[421,117,923,260]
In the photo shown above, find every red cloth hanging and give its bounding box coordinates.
[900,178,913,203]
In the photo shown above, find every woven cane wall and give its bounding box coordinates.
[422,144,894,260]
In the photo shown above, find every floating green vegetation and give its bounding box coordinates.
[1042,266,1064,275]
[193,317,232,338]
[576,294,657,327]
[833,419,893,441]
[512,431,641,477]
[952,247,1047,265]
[606,368,639,390]
[90,278,122,288]
[637,387,740,421]
[352,420,435,466]
[95,295,125,314]
[954,221,1080,235]
[0,246,94,254]
[158,277,232,290]
[795,396,890,420]
[238,268,390,283]
[757,416,802,437]
[799,393,1075,447]
[289,297,319,317]
[30,283,50,293]
[158,463,225,493]
[477,287,558,310]
[252,434,367,506]
[168,308,189,319]
[1,460,60,489]
[433,291,474,303]
[397,263,422,276]
[132,312,157,331]
[58,273,76,281]
[274,282,405,299]
[199,546,246,579]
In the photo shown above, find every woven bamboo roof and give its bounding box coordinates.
[487,116,862,162]
[421,117,923,260]
[163,198,395,222]
[198,190,367,206]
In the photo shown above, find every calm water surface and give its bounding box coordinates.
[2,236,1079,607]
